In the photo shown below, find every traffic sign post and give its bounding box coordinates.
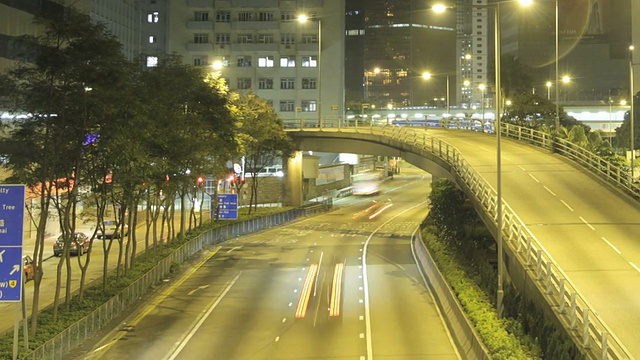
[214,193,238,220]
[0,185,25,302]
[0,184,26,360]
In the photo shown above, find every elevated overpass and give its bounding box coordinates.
[286,123,640,359]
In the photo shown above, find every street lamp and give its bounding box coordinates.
[298,15,322,125]
[422,71,450,114]
[434,0,531,318]
[479,83,486,128]
[545,81,552,100]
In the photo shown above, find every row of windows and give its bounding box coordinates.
[255,55,317,68]
[234,78,317,90]
[197,33,317,45]
[279,100,317,112]
[149,11,318,24]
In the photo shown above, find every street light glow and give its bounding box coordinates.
[432,4,448,13]
[211,60,223,70]
[518,0,533,6]
[422,72,431,80]
[562,75,571,83]
[297,15,308,22]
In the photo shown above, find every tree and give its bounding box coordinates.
[615,91,640,151]
[231,94,295,212]
[0,6,133,330]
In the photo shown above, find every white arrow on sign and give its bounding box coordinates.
[9,264,19,275]
[0,249,4,263]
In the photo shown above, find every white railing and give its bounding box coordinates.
[286,122,634,359]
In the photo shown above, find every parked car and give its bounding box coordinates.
[97,219,129,239]
[23,255,36,282]
[53,232,90,256]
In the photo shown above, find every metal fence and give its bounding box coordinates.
[286,123,634,359]
[22,202,331,360]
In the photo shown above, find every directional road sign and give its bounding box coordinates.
[0,185,25,302]
[215,193,238,220]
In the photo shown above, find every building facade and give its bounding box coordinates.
[155,0,345,123]
[345,0,457,110]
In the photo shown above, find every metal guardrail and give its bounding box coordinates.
[286,122,634,359]
[22,202,331,360]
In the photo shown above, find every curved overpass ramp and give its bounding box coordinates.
[287,126,640,359]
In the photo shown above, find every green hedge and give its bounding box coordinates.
[422,178,583,359]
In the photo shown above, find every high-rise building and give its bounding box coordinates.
[345,0,457,109]
[501,0,634,105]
[159,0,345,123]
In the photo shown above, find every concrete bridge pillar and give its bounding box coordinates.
[283,151,304,206]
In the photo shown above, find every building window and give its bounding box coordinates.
[281,11,295,21]
[258,34,274,43]
[237,78,252,89]
[302,78,317,89]
[301,56,317,67]
[280,56,295,67]
[258,12,274,21]
[147,12,159,23]
[280,78,295,89]
[237,55,252,67]
[146,56,158,67]
[238,34,253,43]
[258,78,273,89]
[280,100,295,112]
[281,33,295,45]
[194,11,209,21]
[194,33,209,43]
[216,11,230,22]
[148,36,156,44]
[238,12,253,21]
[301,34,318,44]
[193,55,208,66]
[301,100,317,112]
[258,56,274,67]
[215,33,230,44]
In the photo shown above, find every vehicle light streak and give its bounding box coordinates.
[368,203,393,219]
[295,264,318,318]
[329,263,344,317]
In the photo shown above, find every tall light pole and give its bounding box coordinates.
[298,15,322,126]
[554,0,559,132]
[433,0,532,318]
[546,81,552,100]
[630,45,636,181]
[422,71,450,114]
[479,83,486,129]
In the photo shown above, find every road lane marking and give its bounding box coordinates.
[329,263,344,317]
[187,284,210,296]
[630,262,640,274]
[295,264,318,318]
[166,272,241,360]
[579,216,595,231]
[226,246,242,253]
[543,186,556,196]
[362,200,429,360]
[601,237,621,255]
[560,200,574,212]
[528,174,540,183]
[518,165,527,171]
[89,247,221,359]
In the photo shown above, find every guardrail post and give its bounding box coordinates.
[601,332,608,360]
[583,311,591,349]
[525,237,532,266]
[536,250,543,280]
[558,279,566,314]
[545,262,553,294]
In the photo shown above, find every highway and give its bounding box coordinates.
[74,167,461,360]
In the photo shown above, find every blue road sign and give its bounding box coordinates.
[216,193,238,220]
[0,185,25,302]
